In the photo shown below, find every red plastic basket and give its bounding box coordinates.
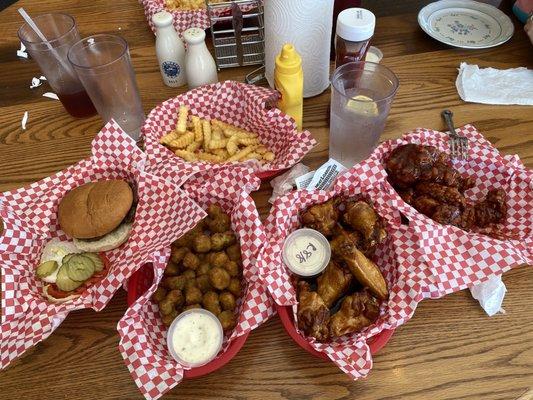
[276,303,394,360]
[127,263,249,379]
[256,167,288,182]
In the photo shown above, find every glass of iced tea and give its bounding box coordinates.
[18,13,97,118]
[68,34,145,141]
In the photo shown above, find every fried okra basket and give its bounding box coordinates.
[118,165,274,400]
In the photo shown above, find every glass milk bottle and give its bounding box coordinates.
[183,28,218,89]
[153,11,186,87]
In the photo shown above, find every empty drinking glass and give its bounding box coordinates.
[68,34,145,140]
[329,61,399,167]
[18,13,97,118]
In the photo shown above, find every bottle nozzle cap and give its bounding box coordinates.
[275,43,302,75]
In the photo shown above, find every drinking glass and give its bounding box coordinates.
[18,13,97,118]
[68,34,145,140]
[329,61,399,167]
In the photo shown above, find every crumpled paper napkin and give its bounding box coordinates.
[469,275,507,317]
[456,62,533,106]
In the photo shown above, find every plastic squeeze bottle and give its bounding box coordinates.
[153,11,186,87]
[274,44,303,130]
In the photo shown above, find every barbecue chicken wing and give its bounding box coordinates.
[329,289,380,337]
[300,198,340,237]
[297,281,330,341]
[317,261,353,308]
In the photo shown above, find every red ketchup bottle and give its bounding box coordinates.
[334,8,376,69]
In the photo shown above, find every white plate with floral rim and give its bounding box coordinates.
[418,0,514,49]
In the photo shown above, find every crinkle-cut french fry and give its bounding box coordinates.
[208,138,228,150]
[227,145,258,162]
[170,131,194,149]
[197,152,223,163]
[226,135,239,156]
[238,137,259,146]
[192,116,203,143]
[262,151,275,161]
[174,149,197,162]
[202,120,211,152]
[212,148,229,159]
[186,141,201,153]
[212,124,223,141]
[176,105,189,133]
[246,152,262,161]
[160,131,179,145]
[255,145,268,155]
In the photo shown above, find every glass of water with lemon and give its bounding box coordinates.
[329,61,399,168]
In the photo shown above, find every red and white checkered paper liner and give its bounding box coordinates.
[259,171,427,380]
[140,0,209,35]
[341,124,532,298]
[118,165,275,400]
[140,0,258,36]
[143,80,316,180]
[0,120,206,370]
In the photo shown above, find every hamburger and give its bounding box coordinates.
[58,179,135,252]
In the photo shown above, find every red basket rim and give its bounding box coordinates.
[256,167,287,182]
[127,265,249,379]
[276,303,394,361]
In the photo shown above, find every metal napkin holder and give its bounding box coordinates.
[205,0,265,84]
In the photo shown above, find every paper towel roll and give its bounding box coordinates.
[265,0,334,98]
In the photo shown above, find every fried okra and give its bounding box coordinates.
[202,291,222,315]
[218,310,237,331]
[219,291,236,311]
[209,267,231,290]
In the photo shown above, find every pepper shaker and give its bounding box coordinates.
[183,28,218,89]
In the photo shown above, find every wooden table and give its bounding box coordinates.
[1,1,532,399]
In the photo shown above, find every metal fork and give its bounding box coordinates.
[441,109,469,159]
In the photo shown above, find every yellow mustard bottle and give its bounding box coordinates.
[274,44,304,130]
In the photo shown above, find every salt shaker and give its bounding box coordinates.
[335,8,375,69]
[183,28,218,89]
[153,11,186,87]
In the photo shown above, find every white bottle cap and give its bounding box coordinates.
[336,8,376,42]
[152,10,173,28]
[282,228,331,277]
[183,27,206,45]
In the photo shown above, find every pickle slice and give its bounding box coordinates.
[65,255,95,282]
[83,253,104,272]
[62,253,77,265]
[56,265,83,292]
[36,260,58,280]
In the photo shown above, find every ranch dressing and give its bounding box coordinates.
[167,309,223,367]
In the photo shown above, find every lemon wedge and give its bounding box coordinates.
[345,95,379,116]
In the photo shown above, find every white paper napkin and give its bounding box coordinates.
[456,62,533,106]
[469,275,506,317]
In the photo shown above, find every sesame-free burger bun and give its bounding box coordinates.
[58,179,133,240]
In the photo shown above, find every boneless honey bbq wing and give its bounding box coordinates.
[385,144,506,232]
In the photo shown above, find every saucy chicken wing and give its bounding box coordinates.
[300,199,340,237]
[317,261,353,308]
[297,281,330,341]
[385,144,506,232]
[329,289,380,337]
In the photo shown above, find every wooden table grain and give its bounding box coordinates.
[0,1,532,399]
